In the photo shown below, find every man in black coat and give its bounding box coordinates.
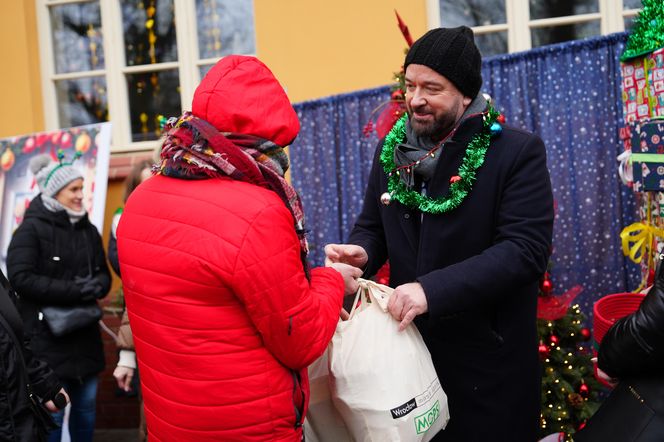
[326,26,553,441]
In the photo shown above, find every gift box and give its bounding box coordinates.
[622,48,664,123]
[630,119,664,191]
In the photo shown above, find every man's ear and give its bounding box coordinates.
[463,96,472,106]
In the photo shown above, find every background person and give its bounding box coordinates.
[107,159,152,442]
[7,153,111,442]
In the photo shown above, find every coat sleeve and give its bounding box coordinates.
[598,281,664,378]
[23,337,62,401]
[90,227,111,299]
[418,133,554,317]
[348,142,389,277]
[6,222,83,305]
[232,203,345,370]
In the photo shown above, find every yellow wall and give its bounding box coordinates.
[255,1,428,102]
[0,1,44,137]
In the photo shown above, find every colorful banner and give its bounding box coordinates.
[0,123,111,271]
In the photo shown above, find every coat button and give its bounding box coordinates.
[404,213,410,219]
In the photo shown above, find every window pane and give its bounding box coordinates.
[50,2,104,73]
[623,0,642,9]
[475,32,507,56]
[200,64,215,79]
[122,0,177,66]
[531,20,600,48]
[439,0,506,27]
[196,0,256,58]
[624,15,637,32]
[126,70,181,141]
[530,0,598,20]
[55,77,108,127]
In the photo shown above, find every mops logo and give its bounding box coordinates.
[414,400,441,434]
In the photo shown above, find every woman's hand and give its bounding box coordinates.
[328,262,363,295]
[44,388,69,412]
[114,365,136,392]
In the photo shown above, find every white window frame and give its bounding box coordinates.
[426,0,641,53]
[36,0,255,153]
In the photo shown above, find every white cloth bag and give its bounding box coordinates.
[329,279,449,442]
[304,348,352,442]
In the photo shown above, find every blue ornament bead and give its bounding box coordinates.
[651,19,658,27]
[490,122,502,136]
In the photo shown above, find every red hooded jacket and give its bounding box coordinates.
[117,56,344,441]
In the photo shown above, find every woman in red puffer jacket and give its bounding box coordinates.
[117,55,359,442]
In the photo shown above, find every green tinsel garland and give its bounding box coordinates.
[380,104,499,214]
[621,0,664,61]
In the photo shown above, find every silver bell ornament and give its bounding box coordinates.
[380,192,393,206]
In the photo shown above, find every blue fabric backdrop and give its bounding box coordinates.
[290,32,639,316]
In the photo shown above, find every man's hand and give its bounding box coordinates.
[114,365,136,392]
[388,282,428,331]
[324,244,368,269]
[44,388,69,412]
[328,262,363,295]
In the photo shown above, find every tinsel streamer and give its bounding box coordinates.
[380,104,499,214]
[621,0,664,61]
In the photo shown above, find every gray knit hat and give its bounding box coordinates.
[29,153,84,197]
[404,26,482,98]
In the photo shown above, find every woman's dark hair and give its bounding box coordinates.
[123,160,153,202]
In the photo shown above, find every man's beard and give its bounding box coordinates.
[408,107,458,141]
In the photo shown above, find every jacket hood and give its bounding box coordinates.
[192,55,300,147]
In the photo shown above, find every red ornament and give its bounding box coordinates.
[496,114,506,124]
[391,89,404,100]
[550,334,559,345]
[449,175,461,184]
[578,421,586,431]
[580,328,591,341]
[541,279,553,294]
[579,383,589,398]
[22,136,36,153]
[538,342,550,359]
[1,148,15,171]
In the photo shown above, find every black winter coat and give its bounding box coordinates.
[6,195,111,381]
[575,263,664,441]
[349,113,554,442]
[0,270,61,441]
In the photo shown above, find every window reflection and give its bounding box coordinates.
[200,64,214,79]
[50,2,104,73]
[623,0,642,9]
[122,0,177,66]
[529,0,598,20]
[440,0,506,27]
[475,32,508,57]
[55,77,108,127]
[531,21,601,48]
[196,0,256,59]
[126,70,181,141]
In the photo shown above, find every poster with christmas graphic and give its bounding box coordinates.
[0,123,111,271]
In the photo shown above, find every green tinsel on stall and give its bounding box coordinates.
[621,0,664,61]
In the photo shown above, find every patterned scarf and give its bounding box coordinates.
[159,112,309,273]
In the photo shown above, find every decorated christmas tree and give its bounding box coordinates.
[537,271,603,440]
[621,0,664,61]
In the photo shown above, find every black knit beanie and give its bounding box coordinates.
[404,26,482,98]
